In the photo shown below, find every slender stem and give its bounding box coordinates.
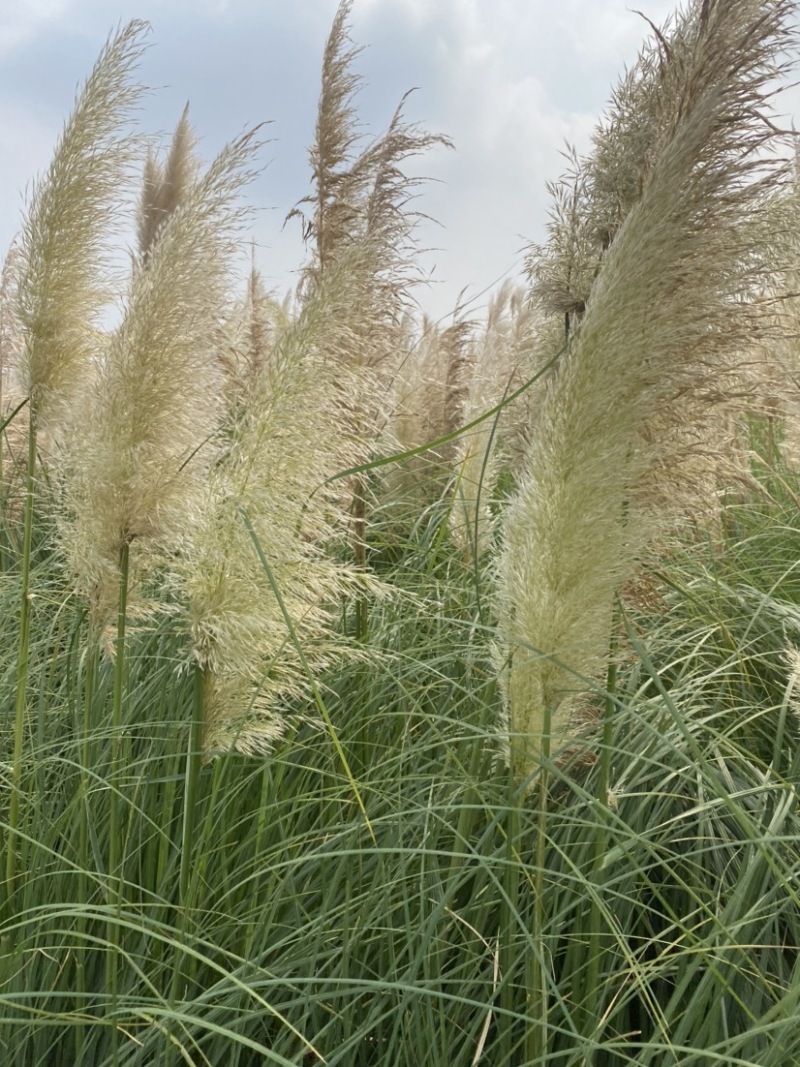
[107,542,130,888]
[168,663,207,1021]
[180,662,207,909]
[582,617,620,1058]
[106,539,130,1062]
[352,475,368,642]
[243,763,273,960]
[528,703,552,1065]
[4,412,37,917]
[75,637,98,1067]
[81,642,99,828]
[445,679,496,894]
[498,770,522,1067]
[241,505,375,844]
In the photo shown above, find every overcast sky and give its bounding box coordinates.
[1,0,796,320]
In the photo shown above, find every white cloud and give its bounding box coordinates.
[0,0,794,320]
[555,0,677,64]
[356,0,460,31]
[353,0,608,315]
[349,0,712,316]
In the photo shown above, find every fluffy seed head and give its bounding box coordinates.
[496,0,797,778]
[61,127,261,634]
[15,21,148,436]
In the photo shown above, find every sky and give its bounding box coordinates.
[0,0,796,320]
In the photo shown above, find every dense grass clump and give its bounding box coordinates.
[4,484,800,1066]
[3,1,800,1064]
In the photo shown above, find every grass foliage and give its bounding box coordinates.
[3,2,800,1064]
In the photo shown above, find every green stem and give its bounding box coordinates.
[106,539,130,1061]
[498,775,522,1067]
[527,703,552,1065]
[4,413,37,919]
[180,662,207,909]
[352,475,368,642]
[169,662,208,1017]
[75,637,98,1066]
[582,617,620,1057]
[240,506,375,845]
[445,679,496,895]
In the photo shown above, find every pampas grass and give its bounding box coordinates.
[4,5,800,1065]
[16,22,148,439]
[385,314,474,504]
[0,242,25,521]
[60,127,260,636]
[219,259,293,418]
[290,0,449,640]
[3,20,149,909]
[137,104,199,264]
[176,253,373,756]
[497,0,796,780]
[450,283,536,558]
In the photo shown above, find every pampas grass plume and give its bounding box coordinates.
[137,104,199,263]
[178,254,374,754]
[16,21,148,437]
[62,126,261,632]
[497,0,796,780]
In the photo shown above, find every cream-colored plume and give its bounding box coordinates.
[218,260,293,417]
[15,21,148,441]
[177,254,373,755]
[451,284,537,558]
[291,0,451,461]
[137,104,199,263]
[384,314,475,504]
[0,243,26,503]
[61,128,260,635]
[496,0,796,779]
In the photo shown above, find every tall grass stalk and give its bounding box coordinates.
[4,418,37,908]
[3,21,147,915]
[74,629,98,1067]
[59,126,260,639]
[497,777,523,1065]
[5,6,800,1065]
[581,620,620,1056]
[179,664,208,910]
[294,0,450,611]
[239,507,374,844]
[529,702,553,1065]
[105,539,130,1064]
[497,0,795,779]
